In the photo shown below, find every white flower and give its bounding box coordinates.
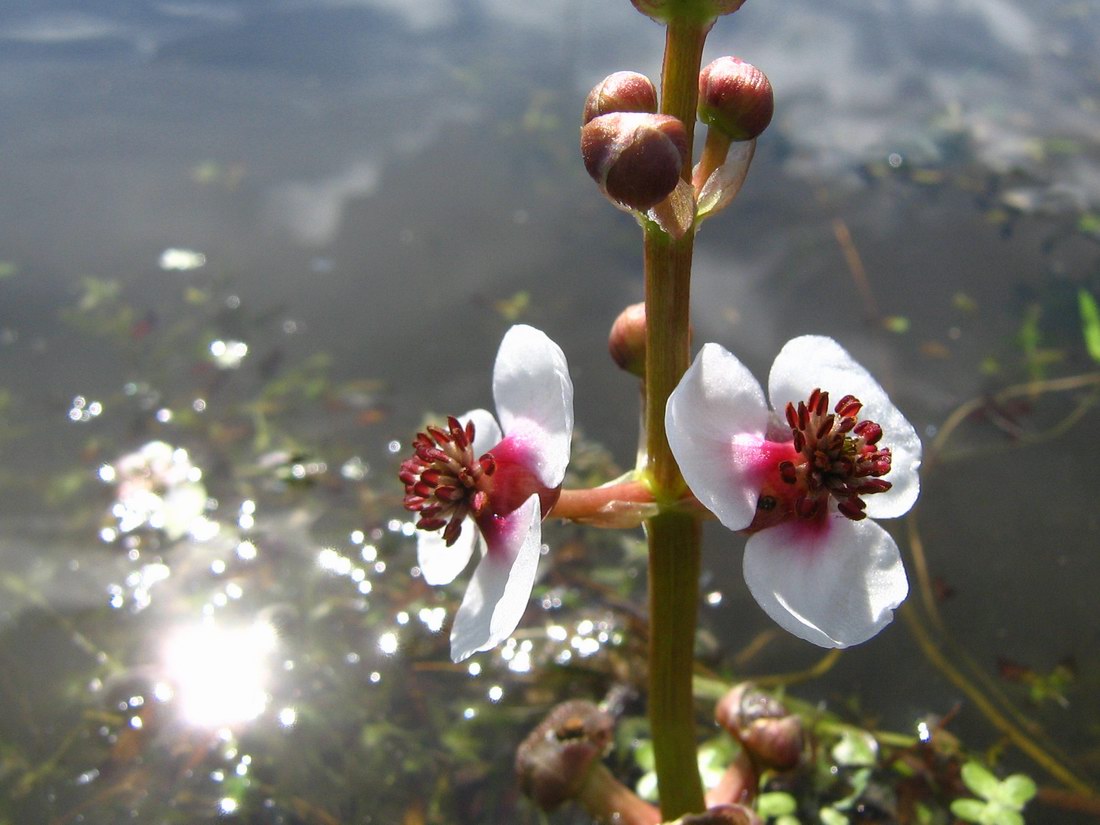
[666,336,921,648]
[400,325,574,662]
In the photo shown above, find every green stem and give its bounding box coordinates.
[642,20,711,819]
[647,511,705,818]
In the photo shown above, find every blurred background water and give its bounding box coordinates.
[1,0,1099,822]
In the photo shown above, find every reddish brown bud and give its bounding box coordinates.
[581,112,688,211]
[698,57,774,141]
[675,804,764,825]
[715,683,803,771]
[630,0,747,23]
[516,700,614,811]
[608,303,647,377]
[583,71,658,124]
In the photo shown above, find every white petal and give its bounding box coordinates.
[666,343,770,531]
[458,408,501,456]
[492,325,574,488]
[743,516,908,648]
[417,521,479,586]
[450,495,542,662]
[768,336,921,519]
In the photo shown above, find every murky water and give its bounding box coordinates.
[1,1,1098,822]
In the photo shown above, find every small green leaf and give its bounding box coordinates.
[776,816,801,825]
[757,791,798,817]
[960,761,1000,800]
[819,806,848,825]
[950,798,987,822]
[997,774,1038,809]
[1078,289,1100,363]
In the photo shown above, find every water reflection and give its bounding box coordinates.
[162,620,278,729]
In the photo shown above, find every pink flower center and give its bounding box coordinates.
[400,417,496,546]
[747,389,892,531]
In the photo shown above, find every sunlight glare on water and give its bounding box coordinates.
[162,620,279,729]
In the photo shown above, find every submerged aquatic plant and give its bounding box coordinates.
[103,440,209,541]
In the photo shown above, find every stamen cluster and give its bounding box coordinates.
[400,417,495,546]
[778,389,892,521]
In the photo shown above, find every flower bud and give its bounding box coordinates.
[630,0,747,23]
[516,700,614,811]
[583,72,659,124]
[698,57,773,142]
[581,112,688,211]
[609,303,647,377]
[715,683,803,771]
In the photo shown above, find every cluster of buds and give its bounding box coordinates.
[580,55,773,234]
[581,71,689,226]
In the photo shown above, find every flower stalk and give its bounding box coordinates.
[642,14,711,820]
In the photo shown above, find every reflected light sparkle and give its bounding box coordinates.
[163,621,277,728]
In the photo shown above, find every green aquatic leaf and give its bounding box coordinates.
[950,798,987,822]
[1078,289,1100,363]
[995,773,1037,809]
[756,791,797,817]
[960,761,1000,800]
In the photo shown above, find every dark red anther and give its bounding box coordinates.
[856,479,892,494]
[797,401,809,431]
[836,416,857,434]
[447,416,469,449]
[792,429,806,453]
[785,402,798,430]
[834,395,861,418]
[779,388,894,523]
[442,519,463,546]
[854,420,882,444]
[807,388,821,412]
[837,498,868,520]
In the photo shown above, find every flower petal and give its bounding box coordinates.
[666,343,771,531]
[449,494,542,662]
[417,519,479,586]
[742,516,908,648]
[492,325,574,488]
[458,407,502,457]
[768,335,921,519]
